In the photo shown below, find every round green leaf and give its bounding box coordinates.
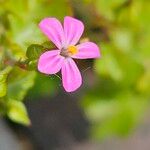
[26,44,44,60]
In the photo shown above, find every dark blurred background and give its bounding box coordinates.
[0,0,150,150]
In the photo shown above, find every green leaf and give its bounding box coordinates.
[0,66,12,97]
[7,67,36,101]
[7,100,30,125]
[26,44,44,60]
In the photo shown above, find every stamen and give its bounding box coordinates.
[67,45,78,55]
[60,46,78,57]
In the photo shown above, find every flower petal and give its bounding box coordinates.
[39,18,65,49]
[72,42,100,59]
[61,58,82,92]
[64,16,84,47]
[38,50,64,74]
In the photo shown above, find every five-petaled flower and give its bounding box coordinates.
[38,16,101,92]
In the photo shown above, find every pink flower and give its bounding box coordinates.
[38,16,100,92]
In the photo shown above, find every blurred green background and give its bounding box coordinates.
[0,0,150,147]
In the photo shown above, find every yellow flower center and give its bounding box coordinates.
[67,45,78,55]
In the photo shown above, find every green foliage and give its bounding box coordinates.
[79,0,150,139]
[0,66,35,124]
[0,0,71,125]
[26,44,45,70]
[0,66,12,97]
[7,67,36,101]
[0,0,150,140]
[7,100,30,125]
[96,0,127,21]
[26,44,45,61]
[95,43,123,81]
[26,73,60,99]
[81,90,148,139]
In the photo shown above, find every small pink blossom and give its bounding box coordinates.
[38,16,100,92]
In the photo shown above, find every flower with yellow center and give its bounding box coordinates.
[38,16,100,92]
